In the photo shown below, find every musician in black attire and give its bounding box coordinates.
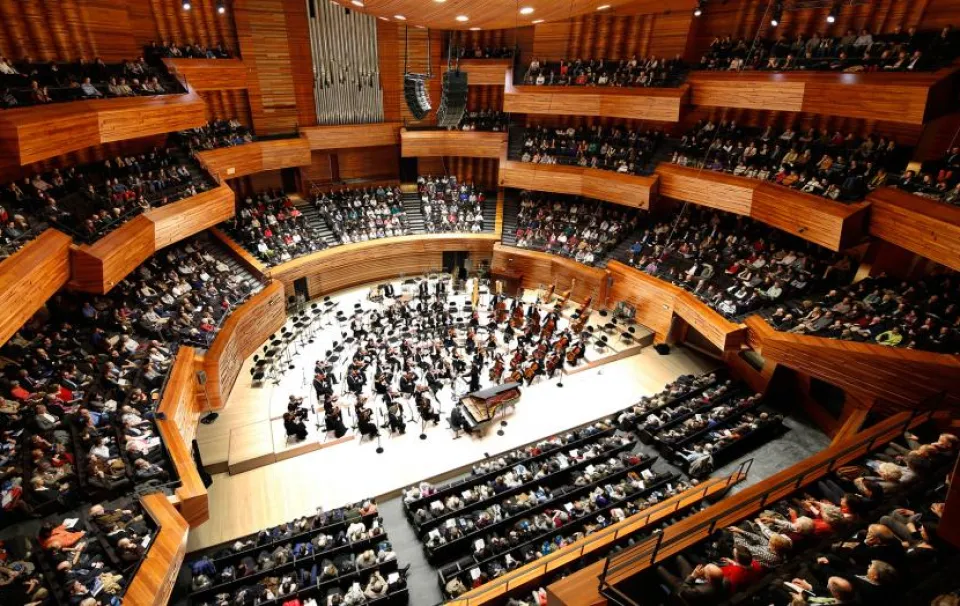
[385,395,406,434]
[346,368,365,394]
[287,395,308,421]
[324,402,348,438]
[416,391,441,425]
[314,370,333,399]
[381,282,395,298]
[283,411,308,441]
[450,403,475,436]
[469,364,481,392]
[355,399,379,438]
[399,371,417,396]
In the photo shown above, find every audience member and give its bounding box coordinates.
[523,55,686,87]
[518,123,664,175]
[227,188,328,266]
[417,176,489,233]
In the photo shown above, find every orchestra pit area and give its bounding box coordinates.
[0,2,958,606]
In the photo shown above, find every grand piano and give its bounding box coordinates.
[459,382,522,433]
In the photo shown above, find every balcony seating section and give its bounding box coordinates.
[0,535,52,605]
[223,188,330,267]
[33,496,158,604]
[670,120,912,202]
[186,500,411,606]
[0,204,45,261]
[622,426,958,606]
[416,176,492,234]
[173,118,256,154]
[618,204,855,321]
[455,109,509,132]
[513,124,665,177]
[314,184,412,247]
[695,26,960,72]
[509,191,641,267]
[452,46,516,60]
[521,56,687,88]
[755,272,960,355]
[894,146,960,205]
[0,56,186,109]
[144,42,234,62]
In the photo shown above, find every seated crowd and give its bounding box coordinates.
[648,427,957,606]
[456,108,509,132]
[0,55,183,108]
[174,118,255,153]
[671,120,910,201]
[226,188,328,266]
[4,146,211,243]
[763,272,959,354]
[893,145,960,205]
[453,45,516,59]
[417,175,489,233]
[0,538,50,606]
[0,198,43,260]
[523,55,686,87]
[513,191,640,266]
[315,184,411,245]
[697,25,959,72]
[144,41,233,61]
[517,123,664,175]
[622,205,854,320]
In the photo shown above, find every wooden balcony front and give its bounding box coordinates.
[123,493,190,606]
[504,81,689,122]
[459,59,513,86]
[401,128,507,158]
[71,184,235,294]
[490,244,610,305]
[866,187,960,272]
[196,138,312,180]
[499,160,659,209]
[687,66,958,124]
[745,316,960,409]
[0,229,73,346]
[0,87,206,166]
[656,163,869,251]
[300,122,401,151]
[163,58,249,90]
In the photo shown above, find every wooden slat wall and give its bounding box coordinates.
[203,280,286,410]
[148,183,235,249]
[0,230,72,347]
[533,11,694,63]
[155,347,208,527]
[127,0,239,56]
[499,159,658,209]
[401,130,506,158]
[491,244,608,304]
[467,84,506,112]
[337,145,400,181]
[441,157,500,190]
[866,187,960,272]
[200,89,254,127]
[0,0,136,61]
[282,0,317,129]
[123,493,189,606]
[377,20,403,123]
[300,123,401,150]
[196,138,311,180]
[460,61,512,87]
[607,259,680,338]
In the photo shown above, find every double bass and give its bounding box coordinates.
[553,333,570,353]
[540,283,556,305]
[541,315,557,341]
[509,305,525,329]
[495,298,508,324]
[558,279,577,310]
[507,368,523,384]
[566,342,584,364]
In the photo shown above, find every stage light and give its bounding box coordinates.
[217,1,226,14]
[394,14,406,20]
[694,1,704,17]
[455,15,469,22]
[771,3,782,27]
[520,7,534,15]
[532,19,544,23]
[182,1,191,10]
[827,2,839,23]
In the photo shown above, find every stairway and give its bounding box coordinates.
[600,229,643,268]
[507,125,526,161]
[400,191,426,233]
[500,191,521,245]
[292,194,338,247]
[481,192,497,233]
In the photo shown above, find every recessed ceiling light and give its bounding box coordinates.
[394,14,406,20]
[455,15,469,21]
[532,19,544,23]
[415,24,426,28]
[434,0,446,3]
[470,27,481,31]
[378,16,389,20]
[351,0,363,6]
[597,4,611,9]
[520,7,534,14]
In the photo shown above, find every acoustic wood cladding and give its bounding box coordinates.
[204,281,286,410]
[656,164,866,251]
[499,160,658,210]
[376,21,403,123]
[123,493,189,606]
[269,234,499,295]
[443,157,500,190]
[155,347,208,527]
[745,316,960,409]
[505,82,688,122]
[196,139,311,180]
[163,59,249,91]
[402,130,506,159]
[0,90,206,166]
[0,230,72,347]
[0,0,136,61]
[491,245,608,305]
[337,145,400,181]
[687,71,946,125]
[460,60,512,86]
[149,184,236,249]
[531,10,694,62]
[126,0,240,56]
[71,215,156,294]
[300,123,401,151]
[867,187,960,272]
[200,89,253,128]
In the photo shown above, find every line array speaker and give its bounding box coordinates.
[404,74,431,120]
[436,70,468,128]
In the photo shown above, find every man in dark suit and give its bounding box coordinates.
[656,559,730,605]
[346,368,365,394]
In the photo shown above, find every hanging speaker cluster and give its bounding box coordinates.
[436,70,468,128]
[404,74,431,120]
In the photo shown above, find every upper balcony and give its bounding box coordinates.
[459,59,513,86]
[163,58,249,91]
[504,78,690,122]
[499,158,659,210]
[401,128,507,159]
[866,186,960,272]
[195,138,312,180]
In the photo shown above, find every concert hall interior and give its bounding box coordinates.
[0,1,959,606]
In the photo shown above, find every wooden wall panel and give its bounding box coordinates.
[657,163,755,214]
[123,493,189,606]
[377,20,403,123]
[401,130,506,158]
[148,184,235,249]
[460,60,512,86]
[70,215,156,294]
[0,90,206,166]
[499,159,658,209]
[607,260,680,338]
[0,230,72,347]
[196,138,311,180]
[746,316,960,409]
[467,85,505,112]
[491,244,608,305]
[155,347,208,527]
[200,89,253,127]
[301,123,401,150]
[281,0,317,129]
[301,152,335,187]
[672,292,747,352]
[0,0,137,61]
[203,281,286,410]
[127,0,239,56]
[337,145,400,181]
[867,187,960,272]
[442,157,500,190]
[504,84,688,122]
[163,58,249,91]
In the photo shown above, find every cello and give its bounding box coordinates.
[522,360,540,385]
[489,357,505,383]
[566,342,583,364]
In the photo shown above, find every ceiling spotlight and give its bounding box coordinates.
[394,14,406,20]
[532,19,544,23]
[520,7,534,14]
[182,1,191,10]
[694,0,704,17]
[470,27,481,31]
[351,0,363,6]
[216,1,225,14]
[827,2,838,23]
[770,2,782,27]
[378,16,389,20]
[455,15,469,21]
[597,4,611,10]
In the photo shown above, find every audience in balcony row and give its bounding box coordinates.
[894,146,960,206]
[453,45,516,59]
[226,189,328,266]
[456,109,509,132]
[671,120,911,201]
[418,176,489,233]
[523,55,686,88]
[144,41,233,62]
[174,118,254,153]
[518,124,665,176]
[514,192,639,266]
[316,184,412,246]
[698,25,959,72]
[0,55,183,108]
[653,428,956,606]
[766,272,959,354]
[623,205,854,320]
